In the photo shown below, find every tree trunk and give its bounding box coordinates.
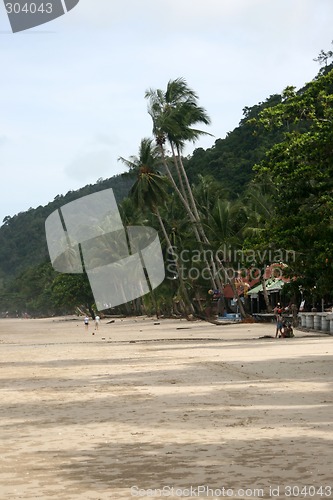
[175,145,248,319]
[170,142,188,203]
[155,206,194,316]
[160,143,248,318]
[158,144,218,289]
[261,275,272,312]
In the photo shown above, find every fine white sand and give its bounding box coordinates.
[0,317,332,499]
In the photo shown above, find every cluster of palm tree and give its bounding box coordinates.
[4,67,332,318]
[0,78,281,319]
[118,77,263,319]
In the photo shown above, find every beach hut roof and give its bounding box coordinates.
[266,279,286,292]
[247,283,263,295]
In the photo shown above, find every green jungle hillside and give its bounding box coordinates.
[1,52,332,318]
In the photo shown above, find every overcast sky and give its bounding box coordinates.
[0,0,332,224]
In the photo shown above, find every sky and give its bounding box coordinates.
[0,0,332,225]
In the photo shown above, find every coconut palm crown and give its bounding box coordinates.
[145,77,213,151]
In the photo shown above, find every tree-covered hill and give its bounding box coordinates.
[185,93,284,195]
[0,173,135,281]
[1,56,332,317]
[186,57,333,196]
[0,91,286,283]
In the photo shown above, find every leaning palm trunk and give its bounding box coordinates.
[158,143,199,228]
[175,145,209,241]
[173,145,225,290]
[158,143,218,290]
[173,144,247,318]
[155,206,194,316]
[119,136,196,317]
[146,79,247,318]
[170,143,188,203]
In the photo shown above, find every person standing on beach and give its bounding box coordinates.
[274,303,284,338]
[84,316,89,330]
[94,315,100,330]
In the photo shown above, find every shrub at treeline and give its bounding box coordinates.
[1,55,333,318]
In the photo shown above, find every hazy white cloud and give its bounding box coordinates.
[93,134,120,147]
[64,149,117,181]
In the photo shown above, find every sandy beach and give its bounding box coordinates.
[0,316,332,500]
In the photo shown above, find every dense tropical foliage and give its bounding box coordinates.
[1,52,333,318]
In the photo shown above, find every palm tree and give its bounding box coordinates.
[145,79,247,317]
[145,77,212,235]
[118,137,160,174]
[118,138,194,316]
[119,138,172,237]
[145,79,221,288]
